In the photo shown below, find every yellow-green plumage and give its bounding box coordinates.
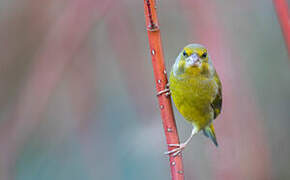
[169,44,222,146]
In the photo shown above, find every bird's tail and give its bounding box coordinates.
[203,123,218,147]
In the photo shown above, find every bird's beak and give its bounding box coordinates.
[186,53,201,67]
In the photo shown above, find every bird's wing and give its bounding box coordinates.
[211,71,222,119]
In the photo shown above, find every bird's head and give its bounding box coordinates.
[172,44,213,77]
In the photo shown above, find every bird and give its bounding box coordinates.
[161,44,222,156]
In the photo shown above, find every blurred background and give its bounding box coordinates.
[0,0,289,179]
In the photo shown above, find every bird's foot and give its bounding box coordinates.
[157,83,170,97]
[164,142,188,157]
[157,89,170,96]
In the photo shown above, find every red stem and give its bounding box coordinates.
[273,0,290,55]
[143,0,185,179]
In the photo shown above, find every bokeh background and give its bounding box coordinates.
[0,0,289,179]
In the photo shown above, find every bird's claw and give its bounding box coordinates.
[172,150,182,157]
[164,148,182,157]
[157,88,170,96]
[157,83,170,97]
[168,144,180,147]
[165,91,171,96]
[164,143,186,157]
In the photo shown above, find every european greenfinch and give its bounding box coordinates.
[163,44,222,156]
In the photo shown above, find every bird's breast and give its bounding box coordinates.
[169,73,217,129]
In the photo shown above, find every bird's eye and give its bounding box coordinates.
[183,50,188,57]
[201,52,207,58]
